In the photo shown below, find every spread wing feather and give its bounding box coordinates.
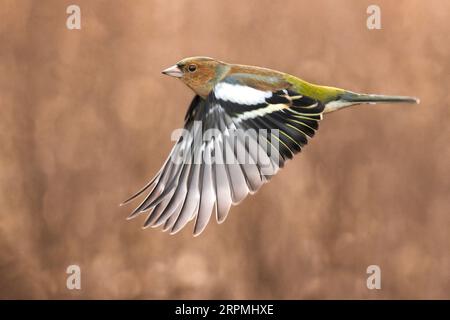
[124,82,324,235]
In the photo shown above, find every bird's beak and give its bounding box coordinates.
[162,65,183,78]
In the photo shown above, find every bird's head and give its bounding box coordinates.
[162,57,229,98]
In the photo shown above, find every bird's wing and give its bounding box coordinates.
[123,81,325,236]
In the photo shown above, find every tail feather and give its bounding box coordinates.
[323,91,419,114]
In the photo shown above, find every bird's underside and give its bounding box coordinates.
[123,82,325,236]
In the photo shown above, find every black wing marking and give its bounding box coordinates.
[227,89,324,160]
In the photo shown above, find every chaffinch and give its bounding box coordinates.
[123,57,419,236]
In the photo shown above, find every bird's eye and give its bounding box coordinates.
[188,64,197,72]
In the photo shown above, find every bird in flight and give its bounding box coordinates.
[122,57,419,236]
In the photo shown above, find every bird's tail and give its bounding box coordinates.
[323,91,420,113]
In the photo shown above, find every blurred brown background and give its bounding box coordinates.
[0,0,449,299]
